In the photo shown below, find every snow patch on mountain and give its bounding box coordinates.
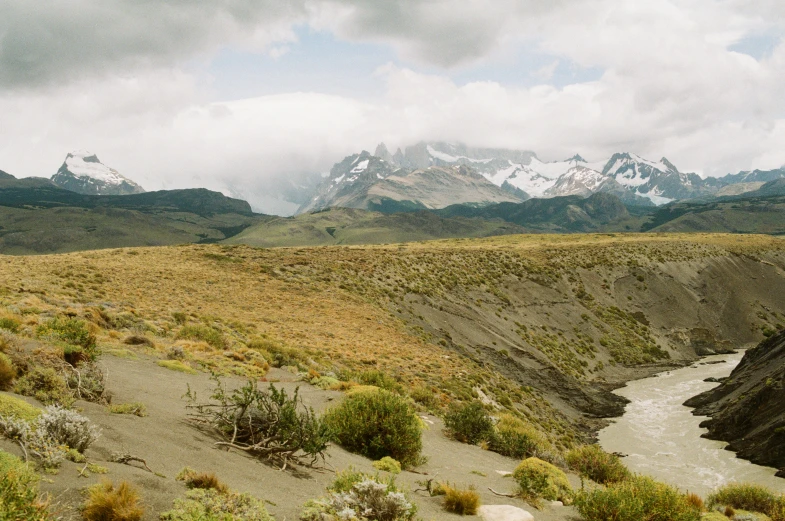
[51,151,145,196]
[64,151,129,185]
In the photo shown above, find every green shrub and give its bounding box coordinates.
[444,401,493,444]
[246,338,305,368]
[161,488,273,521]
[0,352,15,391]
[324,388,422,468]
[108,402,147,417]
[82,480,144,521]
[442,484,480,515]
[0,317,20,333]
[489,414,550,459]
[14,367,73,406]
[513,457,572,504]
[176,325,226,349]
[347,370,405,394]
[36,317,96,350]
[0,450,50,520]
[0,394,41,422]
[708,482,784,518]
[575,475,701,521]
[566,444,631,484]
[372,456,402,474]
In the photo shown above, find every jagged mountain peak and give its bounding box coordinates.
[52,151,145,196]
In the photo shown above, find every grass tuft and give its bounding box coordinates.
[82,480,144,521]
[157,360,197,374]
[442,484,480,515]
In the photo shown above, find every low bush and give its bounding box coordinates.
[185,377,328,468]
[82,480,144,521]
[14,367,73,406]
[0,352,16,390]
[0,415,66,469]
[176,467,229,494]
[708,482,785,519]
[0,316,21,333]
[444,401,493,444]
[0,450,51,520]
[513,457,572,505]
[442,484,480,515]
[346,370,405,394]
[489,414,550,459]
[37,405,100,453]
[108,402,147,417]
[324,388,422,468]
[575,475,701,521]
[36,317,96,351]
[0,394,41,422]
[247,338,306,369]
[409,385,440,411]
[176,325,226,349]
[566,444,631,485]
[301,470,416,521]
[373,456,402,474]
[160,488,273,521]
[158,360,197,374]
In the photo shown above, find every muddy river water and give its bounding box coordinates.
[598,351,784,496]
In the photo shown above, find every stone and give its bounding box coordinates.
[478,505,535,521]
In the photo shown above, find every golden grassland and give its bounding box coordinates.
[2,232,784,447]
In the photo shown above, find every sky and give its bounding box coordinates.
[1,0,784,213]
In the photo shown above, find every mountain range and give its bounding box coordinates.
[299,142,785,215]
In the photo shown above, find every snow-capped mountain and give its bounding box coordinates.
[298,142,785,215]
[51,151,145,196]
[299,149,523,214]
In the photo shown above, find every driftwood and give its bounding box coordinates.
[111,451,153,473]
[489,487,517,498]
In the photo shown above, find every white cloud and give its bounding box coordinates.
[1,0,785,213]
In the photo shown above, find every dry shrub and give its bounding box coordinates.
[685,492,704,512]
[176,467,229,494]
[0,352,16,390]
[442,484,480,515]
[122,335,153,347]
[82,480,144,521]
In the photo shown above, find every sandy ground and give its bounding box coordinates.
[1,352,582,520]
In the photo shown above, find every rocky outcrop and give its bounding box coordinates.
[685,329,785,472]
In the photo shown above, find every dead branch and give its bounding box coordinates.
[489,487,517,498]
[111,451,153,473]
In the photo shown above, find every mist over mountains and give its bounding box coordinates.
[3,144,785,220]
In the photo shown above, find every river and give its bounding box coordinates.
[598,351,784,496]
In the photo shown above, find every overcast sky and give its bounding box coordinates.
[1,0,784,210]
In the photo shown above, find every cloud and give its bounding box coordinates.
[0,0,305,89]
[1,0,785,214]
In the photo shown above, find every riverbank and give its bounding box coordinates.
[598,351,784,496]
